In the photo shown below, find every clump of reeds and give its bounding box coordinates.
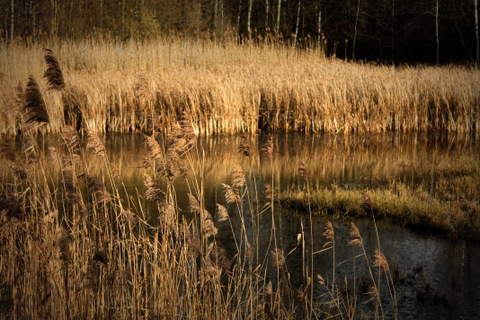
[3,37,479,135]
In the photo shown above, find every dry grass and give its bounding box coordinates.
[0,122,402,319]
[1,36,479,135]
[277,156,480,240]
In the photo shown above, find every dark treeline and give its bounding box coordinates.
[1,0,479,64]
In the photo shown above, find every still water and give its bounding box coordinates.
[99,132,479,319]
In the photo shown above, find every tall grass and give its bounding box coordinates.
[0,118,398,319]
[1,36,479,135]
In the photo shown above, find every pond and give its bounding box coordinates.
[91,132,479,320]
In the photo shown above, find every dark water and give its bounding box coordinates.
[97,132,480,319]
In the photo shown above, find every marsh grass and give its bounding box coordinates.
[278,157,480,240]
[0,121,402,319]
[1,36,480,135]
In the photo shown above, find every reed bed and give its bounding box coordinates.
[1,36,480,135]
[0,118,398,319]
[278,156,480,240]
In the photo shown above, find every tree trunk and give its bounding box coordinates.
[353,0,361,60]
[237,0,242,34]
[247,0,253,39]
[265,0,269,33]
[475,0,479,69]
[214,0,218,33]
[436,0,439,64]
[275,0,281,34]
[10,0,14,42]
[317,3,321,47]
[293,0,301,47]
[29,0,35,42]
[392,0,395,62]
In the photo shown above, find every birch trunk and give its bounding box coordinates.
[294,0,301,47]
[237,0,242,34]
[353,0,361,60]
[247,0,253,39]
[275,0,281,34]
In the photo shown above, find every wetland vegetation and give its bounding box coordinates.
[1,37,480,319]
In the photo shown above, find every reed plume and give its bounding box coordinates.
[216,204,229,222]
[23,76,49,124]
[232,162,246,188]
[188,193,201,214]
[62,126,80,154]
[86,129,106,157]
[221,183,240,204]
[144,174,166,203]
[0,193,24,220]
[0,134,17,162]
[85,174,111,203]
[349,222,363,247]
[43,48,65,91]
[144,134,163,161]
[323,221,334,247]
[373,248,390,272]
[270,248,285,267]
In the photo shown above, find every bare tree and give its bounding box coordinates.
[275,0,281,34]
[265,0,269,33]
[10,0,14,42]
[317,3,322,48]
[475,0,479,68]
[294,0,301,47]
[247,0,253,39]
[353,0,362,60]
[436,0,440,64]
[237,0,242,34]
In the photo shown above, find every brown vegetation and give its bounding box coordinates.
[1,37,479,135]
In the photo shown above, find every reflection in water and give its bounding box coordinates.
[25,132,480,319]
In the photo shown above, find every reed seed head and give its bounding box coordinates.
[323,221,335,247]
[271,248,285,267]
[86,129,106,157]
[373,248,390,271]
[43,48,65,91]
[24,76,49,124]
[216,204,229,222]
[232,161,246,188]
[349,222,363,247]
[188,193,201,214]
[221,183,240,204]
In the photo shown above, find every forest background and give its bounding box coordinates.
[1,0,480,65]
